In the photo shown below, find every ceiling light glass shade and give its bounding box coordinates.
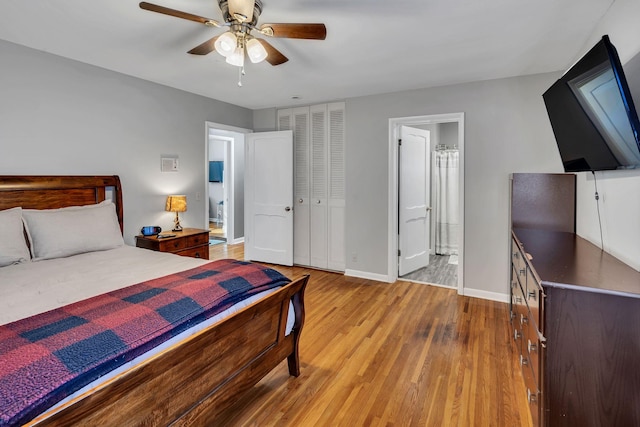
[214,32,237,57]
[225,46,245,67]
[246,38,268,63]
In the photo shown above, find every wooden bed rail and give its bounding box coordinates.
[30,274,310,426]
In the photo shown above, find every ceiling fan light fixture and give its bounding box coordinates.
[246,38,268,63]
[225,45,245,67]
[214,31,237,57]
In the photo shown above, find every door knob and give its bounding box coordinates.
[299,198,304,203]
[285,206,292,212]
[426,207,432,212]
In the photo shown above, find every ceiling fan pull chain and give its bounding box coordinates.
[237,66,244,87]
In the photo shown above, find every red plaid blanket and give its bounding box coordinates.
[0,259,289,427]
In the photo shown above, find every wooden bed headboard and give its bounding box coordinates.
[0,175,124,232]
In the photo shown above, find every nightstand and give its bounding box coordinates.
[135,228,210,260]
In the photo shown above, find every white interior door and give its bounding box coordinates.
[245,130,294,265]
[399,125,431,276]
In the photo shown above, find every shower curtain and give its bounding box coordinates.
[434,150,459,255]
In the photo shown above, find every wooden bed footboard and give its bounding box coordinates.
[30,274,309,426]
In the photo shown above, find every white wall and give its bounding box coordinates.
[345,74,564,297]
[571,0,640,271]
[439,122,458,148]
[255,72,563,298]
[0,40,253,245]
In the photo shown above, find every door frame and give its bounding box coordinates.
[388,113,465,295]
[205,122,252,244]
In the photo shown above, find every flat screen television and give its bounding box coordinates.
[543,35,640,172]
[209,161,224,182]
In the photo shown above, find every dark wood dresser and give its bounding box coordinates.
[135,228,210,260]
[510,173,640,427]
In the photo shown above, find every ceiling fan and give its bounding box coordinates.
[139,0,326,70]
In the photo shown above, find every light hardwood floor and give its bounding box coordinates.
[210,243,532,427]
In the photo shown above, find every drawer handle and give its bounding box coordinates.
[510,311,516,320]
[514,296,522,304]
[513,329,521,341]
[527,388,538,404]
[527,290,537,301]
[520,354,529,366]
[520,314,528,325]
[519,268,526,276]
[528,339,537,353]
[513,252,520,259]
[195,252,201,258]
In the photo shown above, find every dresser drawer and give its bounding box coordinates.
[512,244,527,290]
[526,335,540,389]
[520,338,540,426]
[524,266,542,330]
[512,238,525,274]
[520,313,540,383]
[510,265,519,321]
[175,246,209,260]
[158,238,187,253]
[512,281,527,352]
[185,233,209,248]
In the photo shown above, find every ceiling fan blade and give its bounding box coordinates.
[227,0,255,22]
[259,23,326,40]
[188,36,220,55]
[139,2,219,26]
[257,39,289,66]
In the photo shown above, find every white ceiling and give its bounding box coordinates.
[0,0,614,110]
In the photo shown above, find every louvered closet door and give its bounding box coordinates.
[278,103,345,271]
[278,107,311,266]
[310,104,328,268]
[327,102,346,271]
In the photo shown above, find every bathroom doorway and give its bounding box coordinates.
[388,113,464,293]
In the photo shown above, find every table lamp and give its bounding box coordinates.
[165,195,187,232]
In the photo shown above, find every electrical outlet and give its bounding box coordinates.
[195,192,201,201]
[351,253,358,263]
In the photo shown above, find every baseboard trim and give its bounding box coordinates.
[345,270,510,303]
[462,288,509,303]
[230,237,244,245]
[345,269,393,283]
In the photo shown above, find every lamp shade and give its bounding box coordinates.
[246,38,268,63]
[214,32,237,58]
[165,195,187,213]
[225,46,245,67]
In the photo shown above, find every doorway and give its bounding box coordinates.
[388,113,465,294]
[205,122,251,245]
[208,136,230,241]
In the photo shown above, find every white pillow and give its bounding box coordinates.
[0,207,31,267]
[23,201,124,261]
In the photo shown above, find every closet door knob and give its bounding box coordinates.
[285,206,292,212]
[299,198,304,203]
